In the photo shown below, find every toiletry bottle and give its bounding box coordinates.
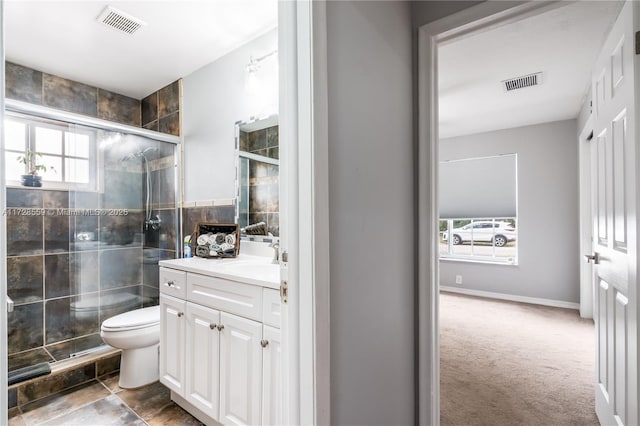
[184,236,192,258]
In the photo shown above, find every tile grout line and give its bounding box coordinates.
[96,374,159,426]
[113,393,149,426]
[110,390,152,426]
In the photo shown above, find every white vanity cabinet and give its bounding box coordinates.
[158,260,281,426]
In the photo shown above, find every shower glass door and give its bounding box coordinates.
[5,115,178,374]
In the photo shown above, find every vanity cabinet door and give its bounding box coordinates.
[219,312,263,426]
[261,325,282,426]
[185,302,221,421]
[160,295,186,397]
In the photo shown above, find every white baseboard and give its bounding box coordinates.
[439,285,580,310]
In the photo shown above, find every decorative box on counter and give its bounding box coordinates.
[192,223,240,258]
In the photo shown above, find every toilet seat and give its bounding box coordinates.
[72,292,142,314]
[101,305,160,332]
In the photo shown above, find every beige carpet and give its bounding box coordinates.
[440,292,598,426]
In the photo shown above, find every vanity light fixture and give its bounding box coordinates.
[245,50,278,94]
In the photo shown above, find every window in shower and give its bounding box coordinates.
[4,115,97,190]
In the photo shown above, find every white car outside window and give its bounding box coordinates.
[442,221,516,247]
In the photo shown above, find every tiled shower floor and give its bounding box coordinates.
[9,373,204,426]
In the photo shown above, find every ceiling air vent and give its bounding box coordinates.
[502,72,543,92]
[97,6,146,35]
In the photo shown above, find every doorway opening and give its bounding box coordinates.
[418,1,628,424]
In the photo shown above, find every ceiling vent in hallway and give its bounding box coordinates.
[502,72,543,92]
[97,6,146,35]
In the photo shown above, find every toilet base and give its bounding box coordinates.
[118,343,159,389]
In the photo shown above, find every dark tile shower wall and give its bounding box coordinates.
[141,155,178,307]
[5,62,180,367]
[6,61,181,136]
[7,62,138,127]
[141,81,181,136]
[5,187,146,361]
[239,126,279,236]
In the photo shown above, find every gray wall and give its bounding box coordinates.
[182,29,278,203]
[326,1,414,424]
[439,120,580,303]
[411,0,485,29]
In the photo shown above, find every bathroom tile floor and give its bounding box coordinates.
[9,373,204,426]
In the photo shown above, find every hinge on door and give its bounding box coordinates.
[280,280,288,304]
[281,250,288,263]
[636,31,640,55]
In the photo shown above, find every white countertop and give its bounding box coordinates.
[159,254,280,290]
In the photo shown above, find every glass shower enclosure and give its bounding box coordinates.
[4,104,179,374]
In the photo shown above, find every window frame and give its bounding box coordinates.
[4,113,98,191]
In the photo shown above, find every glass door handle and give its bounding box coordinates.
[7,296,14,313]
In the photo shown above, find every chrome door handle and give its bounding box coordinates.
[584,252,600,264]
[7,296,14,313]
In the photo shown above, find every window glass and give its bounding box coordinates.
[5,151,24,181]
[35,127,63,155]
[40,155,63,182]
[440,218,517,264]
[65,132,90,158]
[5,120,26,151]
[65,158,90,183]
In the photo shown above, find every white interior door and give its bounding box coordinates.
[590,1,638,424]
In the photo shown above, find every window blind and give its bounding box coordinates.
[439,154,517,218]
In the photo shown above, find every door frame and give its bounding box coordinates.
[578,116,594,319]
[417,1,572,424]
[280,1,330,424]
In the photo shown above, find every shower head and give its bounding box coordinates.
[120,147,158,162]
[120,152,138,162]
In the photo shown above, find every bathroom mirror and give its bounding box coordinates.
[236,115,279,237]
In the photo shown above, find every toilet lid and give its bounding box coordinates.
[72,292,141,312]
[101,305,160,331]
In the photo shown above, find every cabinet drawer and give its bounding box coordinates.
[187,273,263,321]
[262,288,281,328]
[160,267,187,298]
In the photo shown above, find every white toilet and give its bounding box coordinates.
[100,305,161,389]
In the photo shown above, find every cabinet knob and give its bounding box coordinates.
[177,312,184,317]
[165,280,175,287]
[260,339,269,348]
[209,323,217,330]
[217,324,224,331]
